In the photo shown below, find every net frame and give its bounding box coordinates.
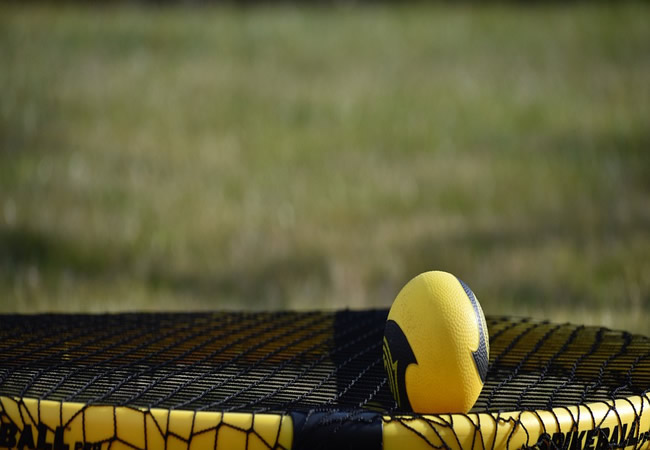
[0,310,648,450]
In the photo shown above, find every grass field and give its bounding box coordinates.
[1,3,649,332]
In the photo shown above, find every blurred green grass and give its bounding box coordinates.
[1,3,649,332]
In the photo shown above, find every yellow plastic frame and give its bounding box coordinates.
[1,395,649,449]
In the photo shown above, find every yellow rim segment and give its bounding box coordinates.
[2,395,649,449]
[384,395,650,450]
[0,396,293,450]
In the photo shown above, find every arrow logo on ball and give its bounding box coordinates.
[383,320,417,410]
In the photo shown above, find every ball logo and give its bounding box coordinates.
[383,320,417,410]
[458,278,489,383]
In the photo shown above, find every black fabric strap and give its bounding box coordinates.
[290,410,382,450]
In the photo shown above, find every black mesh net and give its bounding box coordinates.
[0,310,649,449]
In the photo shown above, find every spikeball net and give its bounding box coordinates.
[0,310,649,449]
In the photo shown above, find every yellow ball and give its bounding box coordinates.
[383,271,489,414]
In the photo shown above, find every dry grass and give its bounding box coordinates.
[1,3,649,333]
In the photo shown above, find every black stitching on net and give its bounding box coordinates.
[545,327,606,410]
[43,320,194,401]
[122,313,296,408]
[513,324,582,410]
[100,312,311,409]
[486,316,526,346]
[2,317,139,390]
[580,331,633,404]
[124,312,277,407]
[270,313,388,413]
[485,323,563,411]
[272,333,380,412]
[203,317,340,412]
[173,313,328,411]
[64,317,224,403]
[485,319,540,378]
[234,312,379,412]
[0,316,73,365]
